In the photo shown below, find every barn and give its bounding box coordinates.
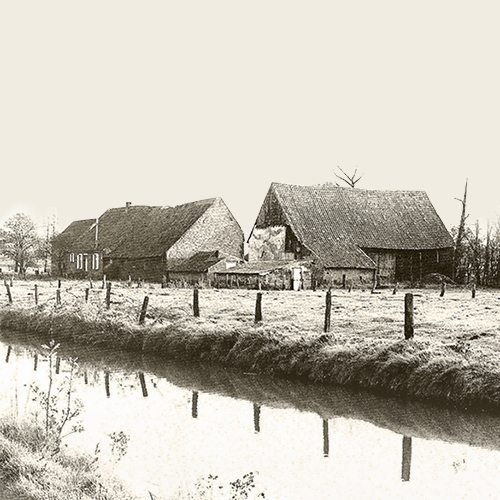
[52,198,244,283]
[248,182,454,288]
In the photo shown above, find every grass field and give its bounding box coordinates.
[1,277,500,412]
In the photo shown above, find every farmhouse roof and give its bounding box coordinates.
[253,182,454,269]
[54,198,219,258]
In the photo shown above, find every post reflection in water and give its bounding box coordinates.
[192,391,198,419]
[5,345,11,363]
[253,403,261,433]
[401,436,412,482]
[105,371,110,398]
[323,419,329,457]
[138,372,148,398]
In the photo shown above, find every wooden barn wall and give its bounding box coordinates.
[103,256,165,282]
[321,268,376,287]
[395,248,453,282]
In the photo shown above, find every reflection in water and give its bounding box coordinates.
[192,390,198,418]
[253,403,261,433]
[323,419,329,457]
[2,334,500,499]
[401,436,412,482]
[138,372,148,398]
[104,371,110,398]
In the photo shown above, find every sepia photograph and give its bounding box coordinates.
[1,2,500,499]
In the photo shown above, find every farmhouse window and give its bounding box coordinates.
[83,254,89,272]
[92,253,99,270]
[69,253,75,263]
[76,254,83,269]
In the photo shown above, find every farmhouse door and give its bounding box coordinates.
[292,267,302,291]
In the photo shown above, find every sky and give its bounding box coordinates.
[1,1,499,240]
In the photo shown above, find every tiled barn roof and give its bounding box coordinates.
[253,183,454,269]
[54,199,217,258]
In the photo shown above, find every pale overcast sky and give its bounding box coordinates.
[1,1,499,238]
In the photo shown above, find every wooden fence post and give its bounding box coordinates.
[34,284,38,305]
[55,357,61,375]
[324,289,332,333]
[440,282,446,297]
[193,288,200,317]
[5,284,12,304]
[56,289,61,305]
[139,296,149,325]
[33,353,38,371]
[58,279,61,289]
[472,283,476,299]
[85,288,89,302]
[105,282,112,309]
[393,282,398,295]
[138,372,148,397]
[404,293,414,339]
[255,292,262,322]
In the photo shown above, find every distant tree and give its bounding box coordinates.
[0,213,45,273]
[334,166,363,188]
[453,179,469,283]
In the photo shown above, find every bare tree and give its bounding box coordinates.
[453,179,469,283]
[0,213,45,274]
[334,166,363,188]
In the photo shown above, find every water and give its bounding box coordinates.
[1,331,500,500]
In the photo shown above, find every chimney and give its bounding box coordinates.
[125,202,132,211]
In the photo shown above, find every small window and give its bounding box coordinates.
[76,254,83,270]
[69,253,75,263]
[92,253,99,270]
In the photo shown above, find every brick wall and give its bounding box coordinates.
[168,198,244,260]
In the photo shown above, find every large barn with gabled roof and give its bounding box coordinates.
[248,182,454,287]
[52,198,244,283]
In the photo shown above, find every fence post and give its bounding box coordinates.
[85,288,89,302]
[5,346,12,363]
[105,282,112,309]
[472,283,476,299]
[139,296,149,325]
[193,288,200,317]
[58,279,61,289]
[440,282,446,297]
[33,353,38,371]
[255,292,262,322]
[393,282,398,295]
[404,293,414,339]
[324,289,332,333]
[5,284,12,304]
[55,357,61,375]
[192,391,199,418]
[34,284,38,305]
[56,288,61,305]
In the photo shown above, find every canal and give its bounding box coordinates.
[1,331,499,499]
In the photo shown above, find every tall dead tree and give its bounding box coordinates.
[334,166,363,188]
[453,179,468,283]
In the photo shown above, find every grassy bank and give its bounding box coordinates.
[0,418,136,500]
[1,281,500,412]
